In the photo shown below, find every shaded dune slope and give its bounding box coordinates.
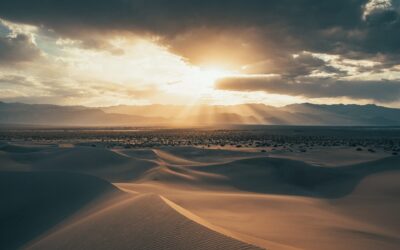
[141,155,400,198]
[0,151,29,171]
[16,145,395,199]
[0,143,53,154]
[0,171,120,250]
[31,147,157,182]
[2,144,399,198]
[28,194,261,250]
[0,146,158,182]
[1,145,399,250]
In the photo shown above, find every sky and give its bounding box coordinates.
[0,0,399,107]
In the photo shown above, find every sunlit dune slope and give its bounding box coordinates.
[1,144,400,250]
[119,153,400,250]
[149,171,400,250]
[157,146,264,164]
[28,193,261,250]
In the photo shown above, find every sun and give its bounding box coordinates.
[161,64,236,105]
[199,68,231,85]
[190,67,234,94]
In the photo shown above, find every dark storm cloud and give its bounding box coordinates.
[1,0,398,69]
[0,0,399,85]
[243,52,347,77]
[0,1,364,33]
[216,75,400,102]
[0,34,41,64]
[0,0,395,56]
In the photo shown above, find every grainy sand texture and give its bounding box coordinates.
[1,137,399,250]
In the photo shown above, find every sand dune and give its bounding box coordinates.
[28,193,260,250]
[137,154,400,198]
[331,170,400,235]
[0,143,54,154]
[0,171,120,250]
[115,150,400,250]
[0,145,158,182]
[1,143,399,250]
[158,146,264,164]
[269,147,391,166]
[153,149,201,165]
[30,147,158,182]
[0,151,29,171]
[119,168,400,250]
[112,148,159,161]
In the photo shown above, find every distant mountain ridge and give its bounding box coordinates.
[1,101,400,126]
[0,101,166,126]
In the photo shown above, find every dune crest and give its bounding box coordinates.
[1,134,399,250]
[28,193,261,250]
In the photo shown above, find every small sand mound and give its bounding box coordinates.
[113,148,159,161]
[28,194,261,250]
[161,146,262,163]
[153,149,201,165]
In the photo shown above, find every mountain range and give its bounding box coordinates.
[1,101,400,126]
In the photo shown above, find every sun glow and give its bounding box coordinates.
[170,66,236,98]
[4,31,277,106]
[195,67,234,89]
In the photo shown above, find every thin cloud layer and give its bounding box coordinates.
[216,75,400,102]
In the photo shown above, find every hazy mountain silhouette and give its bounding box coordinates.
[0,102,165,126]
[1,101,400,126]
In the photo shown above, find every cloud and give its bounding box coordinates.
[0,0,399,106]
[0,33,41,65]
[215,75,400,102]
[363,0,394,20]
[242,52,347,77]
[0,73,160,106]
[0,74,36,86]
[0,0,398,64]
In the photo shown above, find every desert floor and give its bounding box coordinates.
[1,142,399,250]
